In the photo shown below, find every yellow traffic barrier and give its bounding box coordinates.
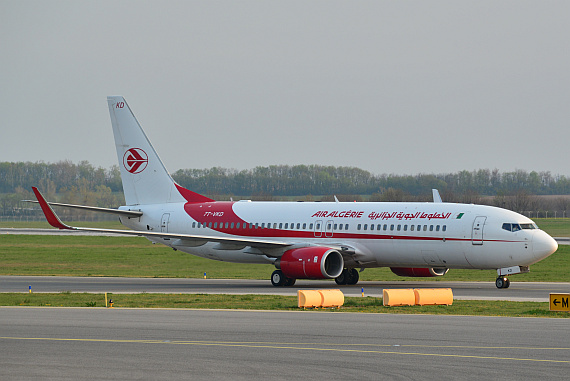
[414,288,453,306]
[319,289,344,308]
[298,289,344,308]
[383,289,415,306]
[298,290,322,308]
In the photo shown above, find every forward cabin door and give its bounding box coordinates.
[472,216,486,245]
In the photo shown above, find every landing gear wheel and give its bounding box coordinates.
[284,277,296,287]
[495,276,510,289]
[347,268,359,285]
[335,269,359,285]
[271,270,286,286]
[335,269,349,285]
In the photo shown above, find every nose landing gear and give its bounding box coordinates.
[495,276,510,289]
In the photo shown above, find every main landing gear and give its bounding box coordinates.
[335,268,359,285]
[495,276,511,289]
[271,270,296,287]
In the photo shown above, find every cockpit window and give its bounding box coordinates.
[503,222,537,232]
[520,223,537,230]
[502,223,521,232]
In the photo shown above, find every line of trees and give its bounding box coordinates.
[2,161,570,217]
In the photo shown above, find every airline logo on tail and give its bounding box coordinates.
[123,148,148,174]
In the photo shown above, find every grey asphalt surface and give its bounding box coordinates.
[2,276,569,302]
[1,307,568,380]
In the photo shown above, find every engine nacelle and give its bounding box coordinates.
[276,247,344,279]
[390,267,449,277]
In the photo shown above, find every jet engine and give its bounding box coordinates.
[276,247,344,279]
[390,267,449,277]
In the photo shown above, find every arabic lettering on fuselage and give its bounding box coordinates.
[368,211,452,221]
[311,210,452,220]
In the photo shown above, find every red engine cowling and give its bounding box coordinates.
[277,247,344,279]
[390,267,449,277]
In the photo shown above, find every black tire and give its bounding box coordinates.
[347,268,359,285]
[284,277,296,287]
[504,278,511,289]
[495,276,507,289]
[335,269,349,285]
[271,270,286,286]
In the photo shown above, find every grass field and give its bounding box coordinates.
[1,292,568,318]
[1,233,569,282]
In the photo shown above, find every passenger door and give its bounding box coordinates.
[472,216,486,245]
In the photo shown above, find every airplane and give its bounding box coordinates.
[30,96,558,289]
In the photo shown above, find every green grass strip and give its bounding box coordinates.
[1,292,569,318]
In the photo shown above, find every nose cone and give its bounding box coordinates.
[533,230,558,261]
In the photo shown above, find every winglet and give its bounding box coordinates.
[432,189,443,203]
[32,187,73,230]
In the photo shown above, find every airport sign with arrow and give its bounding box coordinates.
[549,293,570,312]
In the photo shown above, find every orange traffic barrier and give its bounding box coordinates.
[298,289,344,308]
[414,288,453,306]
[298,290,322,308]
[383,289,415,306]
[319,289,344,308]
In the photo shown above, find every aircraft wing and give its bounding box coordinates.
[31,187,292,250]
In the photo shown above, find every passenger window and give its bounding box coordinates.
[417,225,421,231]
[442,225,446,232]
[208,222,212,228]
[225,222,229,229]
[303,223,306,229]
[423,225,427,231]
[192,222,195,228]
[404,225,408,231]
[279,223,283,229]
[384,224,388,231]
[411,225,415,231]
[370,224,374,231]
[309,223,313,229]
[397,225,401,231]
[230,222,234,229]
[390,224,394,231]
[377,224,381,230]
[315,223,320,230]
[357,224,362,231]
[236,223,240,229]
[334,224,337,230]
[364,224,368,231]
[261,223,265,228]
[430,225,434,231]
[436,225,440,231]
[345,224,349,230]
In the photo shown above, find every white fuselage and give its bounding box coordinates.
[119,200,557,271]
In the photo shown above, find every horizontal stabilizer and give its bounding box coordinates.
[24,199,143,218]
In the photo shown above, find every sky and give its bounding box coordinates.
[2,1,569,177]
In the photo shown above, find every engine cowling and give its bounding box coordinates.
[390,267,449,277]
[276,247,344,279]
